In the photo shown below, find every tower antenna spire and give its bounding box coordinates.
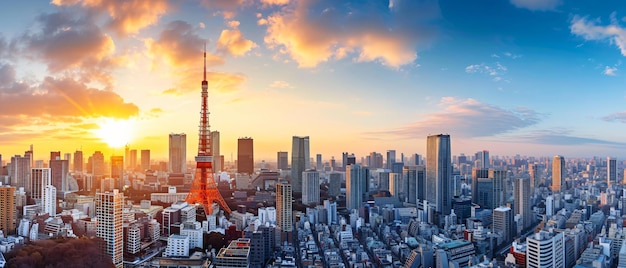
[203,43,207,81]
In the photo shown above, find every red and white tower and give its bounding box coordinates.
[185,47,231,215]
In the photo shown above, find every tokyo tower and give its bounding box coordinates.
[185,47,231,215]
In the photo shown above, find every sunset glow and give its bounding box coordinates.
[93,118,136,148]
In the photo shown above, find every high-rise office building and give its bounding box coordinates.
[471,168,507,209]
[0,185,16,236]
[43,185,56,216]
[426,134,452,217]
[276,183,292,232]
[526,231,564,268]
[50,151,61,161]
[552,155,565,192]
[31,168,51,202]
[346,164,369,211]
[368,152,383,169]
[111,156,124,189]
[529,163,539,189]
[404,165,426,204]
[169,133,187,174]
[92,151,105,177]
[291,136,310,193]
[10,155,30,192]
[140,150,150,171]
[328,172,341,197]
[475,150,490,169]
[493,206,514,245]
[50,159,69,195]
[608,157,617,185]
[73,150,84,172]
[96,189,124,268]
[514,178,532,230]
[277,151,288,170]
[237,137,254,174]
[128,149,137,171]
[386,150,396,169]
[316,154,322,171]
[211,131,221,172]
[302,170,320,205]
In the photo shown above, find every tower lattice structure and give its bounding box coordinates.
[185,47,231,216]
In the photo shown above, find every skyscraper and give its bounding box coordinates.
[277,151,288,170]
[50,151,61,161]
[291,136,310,193]
[471,168,507,209]
[493,206,514,245]
[43,185,56,216]
[96,189,124,268]
[276,183,292,232]
[608,157,617,185]
[514,177,532,230]
[169,133,187,174]
[211,131,221,172]
[552,155,565,192]
[30,168,51,202]
[529,163,539,189]
[128,149,137,171]
[302,170,320,205]
[110,156,124,189]
[426,134,452,217]
[346,164,369,210]
[386,150,396,169]
[92,151,105,177]
[140,150,150,171]
[73,150,84,172]
[475,150,490,169]
[10,155,30,192]
[316,154,322,170]
[0,185,16,236]
[404,165,425,204]
[237,137,254,174]
[50,159,69,197]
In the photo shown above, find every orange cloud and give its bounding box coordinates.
[22,11,119,86]
[0,72,138,120]
[263,0,440,68]
[51,0,170,35]
[260,0,291,6]
[164,70,246,95]
[147,20,224,68]
[217,21,257,57]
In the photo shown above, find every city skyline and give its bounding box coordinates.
[2,1,626,160]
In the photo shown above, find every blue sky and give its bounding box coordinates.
[1,0,626,161]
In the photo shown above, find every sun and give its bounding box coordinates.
[94,118,136,148]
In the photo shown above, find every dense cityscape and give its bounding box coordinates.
[4,0,626,268]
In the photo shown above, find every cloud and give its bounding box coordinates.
[217,21,257,57]
[21,11,119,86]
[147,20,224,68]
[0,75,139,120]
[603,111,626,123]
[269,80,291,88]
[51,0,169,36]
[200,0,249,12]
[260,0,291,6]
[163,71,246,95]
[369,97,540,139]
[509,0,561,11]
[570,15,626,56]
[263,0,440,68]
[465,62,508,81]
[503,129,626,146]
[604,66,618,76]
